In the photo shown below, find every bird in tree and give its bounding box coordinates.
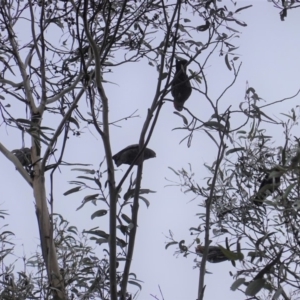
[171,59,192,111]
[253,167,281,206]
[195,245,229,263]
[112,144,156,167]
[12,147,31,167]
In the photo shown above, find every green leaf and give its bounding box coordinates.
[71,168,96,174]
[203,121,226,132]
[168,167,179,175]
[121,214,132,224]
[84,194,99,201]
[63,186,81,196]
[226,147,245,155]
[69,117,80,129]
[230,278,245,291]
[165,241,178,250]
[179,240,187,252]
[91,210,107,219]
[174,111,188,125]
[235,19,247,27]
[128,280,142,290]
[235,5,252,13]
[218,245,244,261]
[84,230,109,238]
[282,183,297,200]
[139,196,150,208]
[204,129,219,147]
[77,176,95,181]
[225,53,232,70]
[245,278,266,296]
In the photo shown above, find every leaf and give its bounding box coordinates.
[174,111,188,125]
[203,121,226,131]
[256,232,275,249]
[165,241,178,250]
[282,183,297,200]
[84,230,109,238]
[48,18,64,29]
[84,194,99,201]
[139,196,150,208]
[230,278,245,291]
[64,186,81,196]
[246,87,256,94]
[71,168,96,174]
[16,118,33,125]
[128,280,142,290]
[139,189,156,195]
[226,26,240,33]
[235,5,253,13]
[225,54,232,71]
[76,194,99,210]
[91,210,107,219]
[168,166,179,175]
[39,126,55,131]
[235,19,247,27]
[77,176,95,181]
[245,278,266,296]
[179,240,187,252]
[121,214,132,224]
[226,147,245,155]
[204,129,219,147]
[218,245,244,261]
[69,117,80,129]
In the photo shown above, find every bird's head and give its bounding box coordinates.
[175,59,188,72]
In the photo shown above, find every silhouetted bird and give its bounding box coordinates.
[12,147,31,167]
[171,59,192,111]
[254,167,281,206]
[195,245,229,263]
[112,144,156,167]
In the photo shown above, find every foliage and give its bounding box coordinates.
[167,86,300,299]
[1,0,292,300]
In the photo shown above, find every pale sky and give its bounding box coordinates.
[0,1,300,300]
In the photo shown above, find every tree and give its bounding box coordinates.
[167,83,300,299]
[0,0,279,299]
[7,1,299,300]
[269,0,300,21]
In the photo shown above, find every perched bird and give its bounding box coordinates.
[195,245,229,263]
[254,167,281,206]
[11,147,31,167]
[171,59,192,111]
[112,144,156,167]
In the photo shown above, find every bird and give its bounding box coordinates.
[11,147,31,167]
[253,167,281,206]
[171,59,192,111]
[112,144,156,167]
[195,245,229,263]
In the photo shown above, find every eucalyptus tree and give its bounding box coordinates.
[0,0,248,299]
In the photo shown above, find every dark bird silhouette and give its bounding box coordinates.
[254,167,281,206]
[195,245,229,263]
[112,144,156,167]
[171,59,192,111]
[11,147,31,167]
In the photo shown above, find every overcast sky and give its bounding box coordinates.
[1,1,300,300]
